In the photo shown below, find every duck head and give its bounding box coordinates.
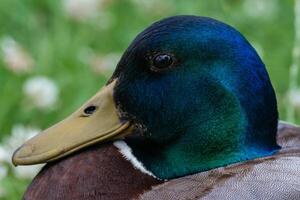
[13,16,279,180]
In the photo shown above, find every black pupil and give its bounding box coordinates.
[84,106,97,115]
[153,54,173,69]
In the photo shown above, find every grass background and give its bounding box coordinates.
[0,0,297,199]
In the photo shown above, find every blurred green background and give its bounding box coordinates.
[0,0,299,199]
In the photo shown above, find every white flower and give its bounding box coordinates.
[9,124,40,146]
[0,164,7,180]
[1,124,40,163]
[131,0,155,10]
[13,165,42,179]
[130,0,173,15]
[1,37,34,74]
[23,76,59,109]
[63,0,102,21]
[89,53,121,76]
[0,124,44,179]
[243,0,278,20]
[0,146,7,163]
[63,0,114,28]
[288,89,300,109]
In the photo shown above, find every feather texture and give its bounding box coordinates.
[23,143,161,200]
[138,122,300,200]
[23,122,300,200]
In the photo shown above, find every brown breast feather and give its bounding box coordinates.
[23,143,161,200]
[23,122,300,200]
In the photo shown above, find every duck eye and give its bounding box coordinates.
[83,105,97,116]
[151,54,174,71]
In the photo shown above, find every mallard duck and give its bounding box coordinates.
[12,16,300,200]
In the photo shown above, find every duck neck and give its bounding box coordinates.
[126,89,279,180]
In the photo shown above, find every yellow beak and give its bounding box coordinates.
[12,80,132,166]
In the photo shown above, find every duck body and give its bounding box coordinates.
[13,16,300,200]
[24,122,300,200]
[23,143,161,200]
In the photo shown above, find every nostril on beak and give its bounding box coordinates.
[83,105,97,116]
